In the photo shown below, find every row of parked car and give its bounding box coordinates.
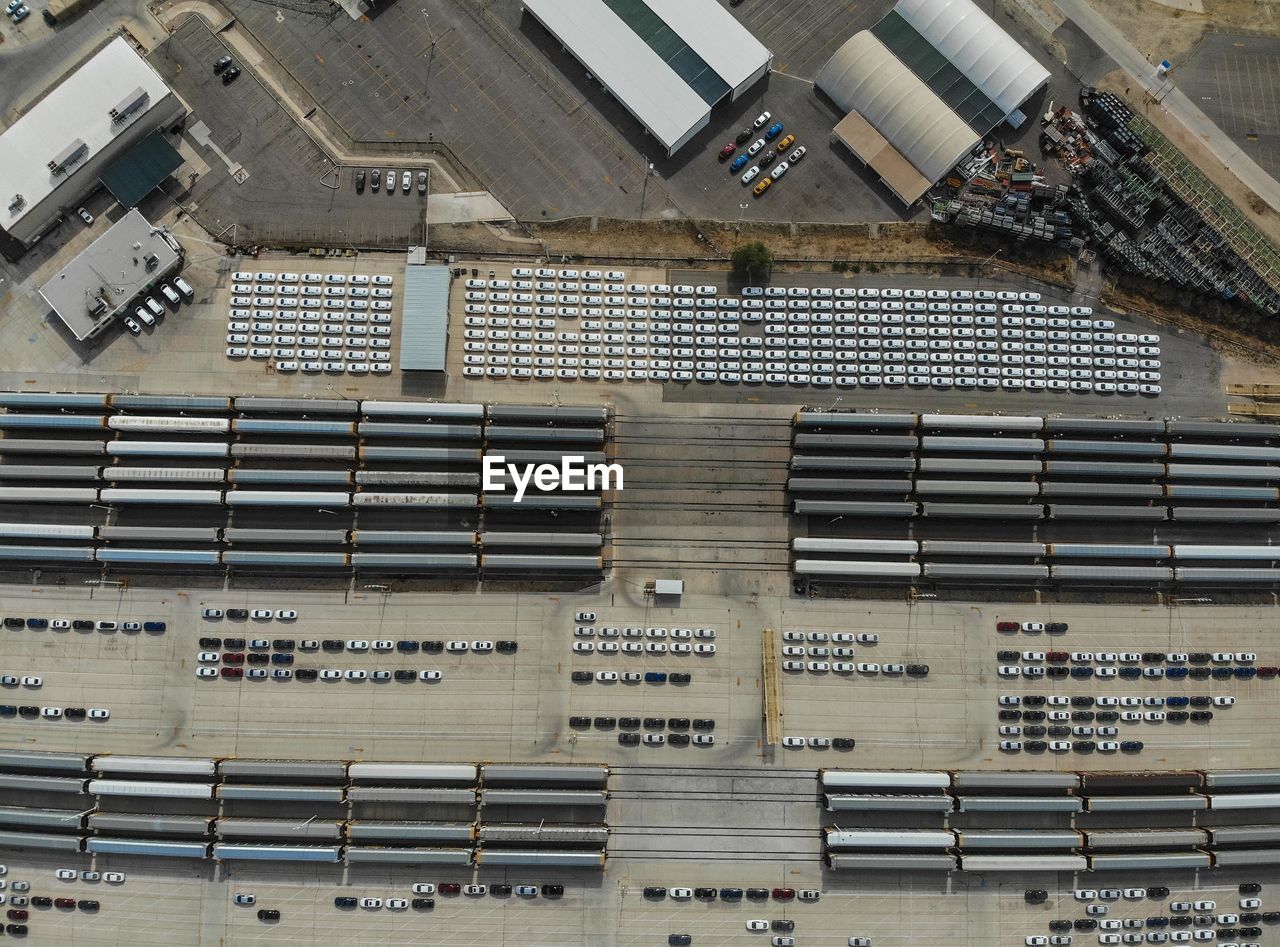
[997,620,1069,633]
[197,636,512,655]
[201,607,297,621]
[571,670,690,684]
[198,665,444,682]
[123,276,194,336]
[783,631,879,644]
[328,882,564,909]
[1000,650,1259,665]
[570,715,713,730]
[784,660,927,676]
[574,624,716,639]
[1000,694,1234,708]
[781,736,855,749]
[573,640,715,655]
[998,663,1265,681]
[0,705,108,720]
[3,616,165,632]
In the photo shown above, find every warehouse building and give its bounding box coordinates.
[39,209,183,342]
[0,37,185,261]
[816,0,1049,204]
[521,0,771,155]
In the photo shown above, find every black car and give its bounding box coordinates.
[1025,890,1047,904]
[30,897,51,908]
[757,149,778,168]
[412,898,434,910]
[335,896,357,908]
[496,640,518,654]
[771,919,794,932]
[832,737,856,749]
[2,618,22,629]
[997,650,1019,661]
[1049,920,1072,932]
[1046,666,1069,678]
[222,66,242,84]
[394,670,416,681]
[355,170,366,193]
[1242,912,1262,923]
[214,54,233,73]
[295,668,318,681]
[1074,740,1096,751]
[692,718,715,729]
[1147,886,1170,898]
[541,885,563,897]
[669,672,692,684]
[247,652,269,665]
[77,900,98,912]
[906,664,929,676]
[619,716,641,728]
[1025,740,1048,752]
[734,127,754,144]
[0,706,14,717]
[569,716,591,728]
[1047,726,1070,737]
[1189,695,1213,706]
[257,909,280,921]
[490,885,511,896]
[1071,711,1095,721]
[17,706,37,718]
[397,640,420,654]
[72,620,93,630]
[720,888,742,901]
[1023,726,1046,737]
[668,936,691,947]
[1070,695,1094,706]
[571,671,592,682]
[643,717,665,728]
[1143,917,1168,929]
[1074,918,1098,931]
[1047,622,1068,633]
[322,639,344,652]
[669,733,691,746]
[618,732,640,746]
[693,887,716,900]
[668,717,690,729]
[593,716,616,728]
[270,653,293,665]
[1166,711,1188,722]
[1120,740,1144,751]
[1167,916,1192,928]
[1142,651,1163,663]
[1241,927,1263,938]
[746,888,769,901]
[224,637,245,649]
[1262,910,1280,922]
[1188,667,1212,680]
[144,621,166,633]
[422,640,444,653]
[1188,652,1211,664]
[1212,667,1235,679]
[644,886,666,898]
[1240,882,1262,894]
[6,925,26,936]
[1119,667,1142,679]
[227,608,248,620]
[1022,710,1046,721]
[64,707,86,720]
[272,639,294,651]
[1024,695,1046,706]
[200,637,223,649]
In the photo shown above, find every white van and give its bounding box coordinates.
[160,283,181,306]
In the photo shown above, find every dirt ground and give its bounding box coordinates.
[1073,0,1280,65]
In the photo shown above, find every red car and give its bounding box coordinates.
[772,888,795,901]
[222,652,244,665]
[996,621,1019,632]
[5,910,26,921]
[54,898,76,909]
[1046,652,1069,663]
[439,883,461,895]
[221,666,243,679]
[718,143,737,161]
[1258,666,1279,679]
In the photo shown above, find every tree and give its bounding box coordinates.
[731,241,773,281]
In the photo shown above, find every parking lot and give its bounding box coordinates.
[152,18,427,248]
[1180,33,1280,180]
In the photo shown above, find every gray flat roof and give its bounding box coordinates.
[399,264,449,371]
[39,209,181,340]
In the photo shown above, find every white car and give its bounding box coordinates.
[234,893,255,905]
[419,670,443,681]
[781,736,806,748]
[411,883,435,895]
[387,898,408,910]
[55,868,76,880]
[346,640,368,651]
[671,888,693,900]
[359,897,382,908]
[198,651,220,663]
[575,611,596,622]
[41,707,62,718]
[748,920,769,931]
[196,667,218,678]
[275,610,298,620]
[463,884,486,896]
[446,640,468,653]
[742,166,760,185]
[103,872,125,883]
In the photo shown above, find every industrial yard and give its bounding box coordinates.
[2,0,1280,942]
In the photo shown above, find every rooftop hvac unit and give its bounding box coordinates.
[47,139,88,176]
[109,87,149,123]
[7,194,23,213]
[143,253,159,271]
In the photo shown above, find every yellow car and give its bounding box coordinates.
[753,177,773,197]
[776,133,796,151]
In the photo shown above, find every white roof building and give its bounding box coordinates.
[0,38,183,255]
[521,0,771,155]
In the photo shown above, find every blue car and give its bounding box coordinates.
[644,671,668,683]
[729,153,750,173]
[764,122,784,141]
